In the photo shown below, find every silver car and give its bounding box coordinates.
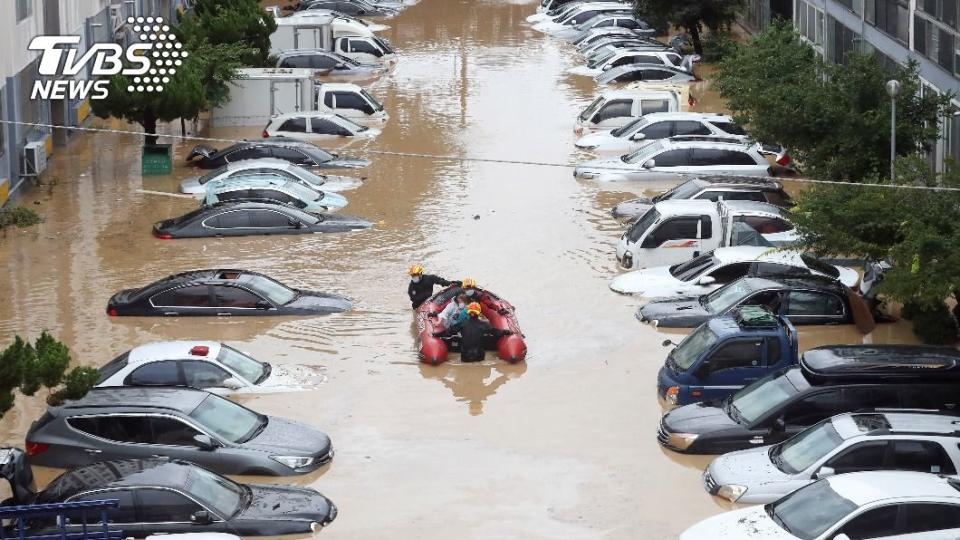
[25,387,333,476]
[179,158,361,196]
[276,49,387,78]
[594,63,695,84]
[704,411,960,504]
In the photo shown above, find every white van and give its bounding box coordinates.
[614,199,798,270]
[314,83,388,123]
[574,85,689,135]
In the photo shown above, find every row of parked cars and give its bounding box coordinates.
[528,1,960,538]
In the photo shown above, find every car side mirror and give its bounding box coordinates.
[190,510,212,525]
[662,339,675,347]
[223,377,244,390]
[193,434,218,451]
[335,62,346,69]
[642,159,656,169]
[771,415,786,433]
[697,275,716,286]
[814,466,835,480]
[255,300,272,310]
[632,132,646,141]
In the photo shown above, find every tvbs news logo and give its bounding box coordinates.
[29,16,188,101]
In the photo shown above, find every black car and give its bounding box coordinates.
[107,269,351,317]
[637,275,873,328]
[22,459,336,536]
[186,139,369,170]
[299,0,399,16]
[154,202,371,239]
[658,345,960,454]
[612,176,793,221]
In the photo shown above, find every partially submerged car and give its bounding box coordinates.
[179,158,362,196]
[532,3,633,34]
[106,269,352,316]
[594,64,695,85]
[569,50,693,77]
[263,111,381,142]
[315,82,389,123]
[610,175,793,221]
[575,112,745,152]
[574,86,688,135]
[26,387,333,476]
[610,247,859,296]
[575,139,771,182]
[25,459,337,536]
[154,201,371,239]
[553,14,653,42]
[637,274,873,329]
[204,176,349,213]
[297,0,401,17]
[186,139,369,170]
[276,50,388,78]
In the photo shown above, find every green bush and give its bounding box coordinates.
[0,206,42,229]
[0,333,95,416]
[904,301,960,345]
[700,31,740,63]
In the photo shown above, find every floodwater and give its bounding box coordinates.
[0,1,919,538]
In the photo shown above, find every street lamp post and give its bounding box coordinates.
[886,79,901,181]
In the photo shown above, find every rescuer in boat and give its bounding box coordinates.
[408,265,459,309]
[434,302,513,362]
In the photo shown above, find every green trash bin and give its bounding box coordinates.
[142,143,173,175]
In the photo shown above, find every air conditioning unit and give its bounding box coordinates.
[22,141,47,177]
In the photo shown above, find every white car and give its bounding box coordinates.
[553,14,651,42]
[315,82,389,124]
[574,86,688,135]
[681,471,960,540]
[569,50,689,77]
[594,63,695,84]
[575,112,746,152]
[263,111,381,141]
[95,341,317,395]
[532,3,632,34]
[609,247,859,296]
[574,139,771,182]
[704,411,960,505]
[179,158,362,196]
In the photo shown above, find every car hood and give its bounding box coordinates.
[243,417,332,456]
[680,507,793,540]
[637,296,711,327]
[707,447,792,489]
[240,484,333,523]
[315,191,349,210]
[287,291,352,312]
[323,156,371,169]
[610,265,679,295]
[611,197,653,219]
[575,132,620,148]
[575,157,634,175]
[662,400,739,435]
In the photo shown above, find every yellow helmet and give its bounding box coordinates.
[462,278,477,289]
[466,302,482,317]
[409,265,424,276]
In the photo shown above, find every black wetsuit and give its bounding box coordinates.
[453,317,511,362]
[408,274,453,309]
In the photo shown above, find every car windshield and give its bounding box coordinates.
[771,418,844,474]
[766,479,858,540]
[703,279,758,313]
[656,180,703,202]
[303,146,335,163]
[373,36,393,54]
[198,166,228,185]
[218,345,267,384]
[611,117,647,137]
[244,275,297,305]
[729,371,798,425]
[669,324,718,371]
[189,394,266,444]
[183,466,245,518]
[800,254,840,278]
[579,96,605,122]
[668,252,717,281]
[283,180,323,202]
[336,114,368,133]
[622,141,664,164]
[626,208,659,243]
[360,89,385,111]
[587,49,617,68]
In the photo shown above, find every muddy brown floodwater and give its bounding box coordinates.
[0,1,920,538]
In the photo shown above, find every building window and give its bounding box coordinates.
[15,0,32,21]
[916,16,929,54]
[868,0,910,43]
[938,28,956,70]
[831,19,860,65]
[950,113,960,164]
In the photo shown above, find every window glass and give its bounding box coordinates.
[638,122,673,139]
[189,395,264,444]
[224,147,265,163]
[127,361,181,386]
[151,286,212,308]
[212,286,263,308]
[218,346,266,384]
[208,210,251,229]
[595,100,633,122]
[775,419,844,474]
[639,69,674,80]
[902,503,960,534]
[269,147,310,165]
[669,252,717,280]
[310,54,339,70]
[770,479,859,538]
[842,387,900,410]
[640,99,671,114]
[250,189,296,205]
[891,440,957,474]
[707,263,751,284]
[73,491,136,523]
[249,209,295,228]
[901,386,958,409]
[735,215,794,234]
[765,337,782,364]
[786,291,844,316]
[650,149,691,167]
[279,55,311,69]
[137,489,202,523]
[839,505,900,539]
[710,121,747,135]
[826,441,889,473]
[149,416,203,446]
[783,390,843,426]
[618,19,640,28]
[691,148,727,166]
[673,121,712,136]
[278,118,307,133]
[182,361,232,389]
[214,188,253,203]
[719,190,766,201]
[669,325,718,371]
[67,416,151,444]
[721,150,761,165]
[323,92,335,108]
[706,340,764,372]
[647,217,699,246]
[626,208,659,243]
[97,352,130,384]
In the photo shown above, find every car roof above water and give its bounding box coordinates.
[833,411,960,440]
[825,471,960,507]
[56,387,209,415]
[38,459,196,503]
[800,345,960,383]
[127,341,224,365]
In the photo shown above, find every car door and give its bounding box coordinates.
[636,216,702,267]
[181,360,235,395]
[701,262,752,288]
[331,91,376,119]
[672,121,712,137]
[142,415,220,466]
[642,148,694,181]
[69,489,141,537]
[692,338,766,401]
[887,440,958,475]
[821,440,890,475]
[275,117,308,140]
[222,147,265,164]
[124,360,183,387]
[269,147,314,166]
[210,285,273,315]
[783,290,846,325]
[64,415,157,462]
[831,504,901,540]
[896,503,960,538]
[149,285,215,315]
[135,488,224,535]
[344,37,383,63]
[629,121,672,144]
[777,389,845,440]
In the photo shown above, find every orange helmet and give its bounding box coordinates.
[466,302,482,317]
[409,265,424,276]
[462,278,477,289]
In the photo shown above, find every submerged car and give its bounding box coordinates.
[704,410,960,504]
[203,176,348,213]
[682,471,960,540]
[569,50,691,77]
[611,175,793,221]
[298,0,400,17]
[575,112,746,152]
[637,275,871,328]
[26,387,333,476]
[575,139,771,182]
[154,202,370,239]
[610,247,858,296]
[26,459,336,536]
[594,64,695,84]
[263,111,381,141]
[179,158,362,196]
[186,139,369,170]
[106,269,352,317]
[276,50,387,78]
[95,341,305,395]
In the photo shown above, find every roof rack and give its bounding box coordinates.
[733,305,779,328]
[801,345,960,382]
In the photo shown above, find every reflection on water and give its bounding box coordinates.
[420,360,527,416]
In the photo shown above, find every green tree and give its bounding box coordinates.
[634,0,744,55]
[181,0,277,66]
[715,22,952,181]
[0,334,97,416]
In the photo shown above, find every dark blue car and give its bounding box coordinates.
[656,306,798,406]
